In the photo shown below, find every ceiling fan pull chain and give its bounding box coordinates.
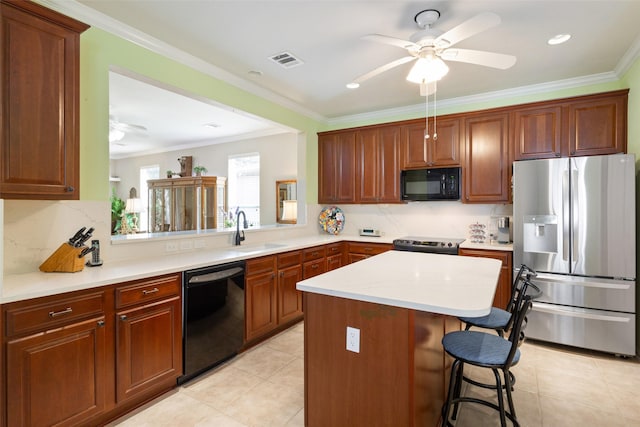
[433,81,438,141]
[424,83,430,140]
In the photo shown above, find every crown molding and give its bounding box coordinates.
[327,71,620,127]
[36,0,638,130]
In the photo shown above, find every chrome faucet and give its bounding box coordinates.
[234,210,248,246]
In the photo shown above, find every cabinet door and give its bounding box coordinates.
[357,128,380,203]
[278,264,303,324]
[318,132,356,203]
[377,126,402,202]
[567,92,627,156]
[459,249,512,308]
[116,297,182,403]
[402,119,459,168]
[327,254,343,271]
[245,271,278,341]
[0,3,87,199]
[513,106,563,160]
[428,117,461,166]
[463,113,510,203]
[7,317,107,426]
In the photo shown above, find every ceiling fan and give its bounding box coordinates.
[350,9,517,89]
[109,114,147,144]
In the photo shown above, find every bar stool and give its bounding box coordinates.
[458,264,536,337]
[441,281,534,427]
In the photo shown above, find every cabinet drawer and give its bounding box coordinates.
[303,246,326,262]
[347,242,392,256]
[246,255,276,276]
[303,260,326,279]
[5,291,105,337]
[325,242,344,256]
[458,248,511,266]
[115,273,181,308]
[278,251,302,269]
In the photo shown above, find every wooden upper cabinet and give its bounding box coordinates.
[463,112,510,204]
[318,131,356,204]
[0,0,89,199]
[567,90,627,157]
[401,118,460,169]
[513,105,563,160]
[356,126,401,203]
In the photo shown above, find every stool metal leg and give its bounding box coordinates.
[441,359,462,427]
[492,368,507,427]
[504,367,518,423]
[451,361,465,420]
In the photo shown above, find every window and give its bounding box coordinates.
[139,165,160,232]
[227,153,260,226]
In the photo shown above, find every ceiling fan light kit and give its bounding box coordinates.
[406,56,449,84]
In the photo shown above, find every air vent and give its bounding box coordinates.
[269,51,304,69]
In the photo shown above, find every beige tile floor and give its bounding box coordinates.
[110,321,640,426]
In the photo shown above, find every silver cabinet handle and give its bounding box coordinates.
[120,315,127,321]
[49,307,72,318]
[142,287,159,295]
[97,320,105,327]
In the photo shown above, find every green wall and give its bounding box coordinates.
[79,26,640,202]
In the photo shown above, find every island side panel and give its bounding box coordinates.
[412,311,461,426]
[304,293,411,426]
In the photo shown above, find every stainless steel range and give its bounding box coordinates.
[393,236,465,255]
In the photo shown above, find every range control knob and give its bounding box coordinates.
[448,242,453,247]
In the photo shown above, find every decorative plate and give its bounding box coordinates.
[318,206,345,235]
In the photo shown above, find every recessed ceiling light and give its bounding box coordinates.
[548,34,571,45]
[204,123,221,129]
[248,70,263,77]
[346,82,360,89]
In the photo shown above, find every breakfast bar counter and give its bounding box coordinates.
[296,251,502,426]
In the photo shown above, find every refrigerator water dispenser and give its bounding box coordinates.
[523,215,558,254]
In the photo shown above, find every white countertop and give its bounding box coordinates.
[296,250,502,317]
[1,234,511,304]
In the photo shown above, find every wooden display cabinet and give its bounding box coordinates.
[148,176,226,232]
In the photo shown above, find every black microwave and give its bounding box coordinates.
[401,167,461,201]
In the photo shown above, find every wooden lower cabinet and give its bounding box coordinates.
[245,252,305,343]
[2,274,183,427]
[6,316,107,426]
[115,298,181,403]
[326,242,345,271]
[459,248,513,308]
[245,257,278,342]
[277,252,304,325]
[347,242,393,264]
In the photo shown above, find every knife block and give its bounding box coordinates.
[39,243,85,273]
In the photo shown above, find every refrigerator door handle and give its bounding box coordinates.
[562,169,570,261]
[570,168,579,271]
[532,302,631,323]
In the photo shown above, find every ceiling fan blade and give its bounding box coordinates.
[435,12,500,48]
[362,34,418,50]
[441,48,516,69]
[352,56,416,84]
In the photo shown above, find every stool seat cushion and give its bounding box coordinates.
[442,331,521,367]
[459,307,510,330]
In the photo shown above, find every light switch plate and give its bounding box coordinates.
[346,326,360,353]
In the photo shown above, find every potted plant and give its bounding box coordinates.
[166,170,175,178]
[110,187,126,234]
[193,165,207,176]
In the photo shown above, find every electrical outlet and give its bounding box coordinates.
[346,326,360,353]
[180,240,193,251]
[165,242,178,252]
[194,240,206,249]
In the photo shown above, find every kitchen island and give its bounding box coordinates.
[296,250,502,427]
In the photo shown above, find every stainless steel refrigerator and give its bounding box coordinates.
[513,153,636,355]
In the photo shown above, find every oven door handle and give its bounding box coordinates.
[187,267,244,288]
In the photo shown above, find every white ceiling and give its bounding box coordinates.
[45,1,640,157]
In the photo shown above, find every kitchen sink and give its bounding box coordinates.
[233,243,286,253]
